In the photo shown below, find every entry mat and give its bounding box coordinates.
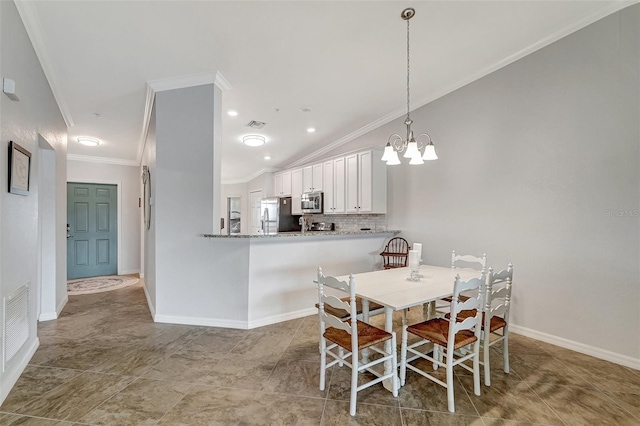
[67,275,139,295]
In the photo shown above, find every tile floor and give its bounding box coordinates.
[1,281,639,425]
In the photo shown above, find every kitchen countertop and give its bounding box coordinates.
[203,230,399,238]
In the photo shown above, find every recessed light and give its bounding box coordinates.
[242,135,266,147]
[227,110,238,116]
[264,156,271,160]
[307,128,316,133]
[77,137,100,147]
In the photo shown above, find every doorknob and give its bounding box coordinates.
[67,224,73,239]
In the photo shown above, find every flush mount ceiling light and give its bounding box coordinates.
[77,137,100,147]
[242,135,266,147]
[227,110,238,116]
[381,8,438,166]
[307,128,316,133]
[264,156,271,160]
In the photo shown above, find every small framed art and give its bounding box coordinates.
[8,141,31,196]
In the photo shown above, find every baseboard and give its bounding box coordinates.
[38,311,57,321]
[141,284,156,320]
[153,307,318,330]
[510,324,640,370]
[154,314,248,329]
[119,269,140,276]
[0,337,39,405]
[248,307,317,329]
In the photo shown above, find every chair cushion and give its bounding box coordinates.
[316,297,384,319]
[446,310,508,333]
[324,320,392,351]
[406,318,477,350]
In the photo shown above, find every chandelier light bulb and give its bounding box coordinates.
[386,150,401,165]
[404,140,419,159]
[381,143,395,162]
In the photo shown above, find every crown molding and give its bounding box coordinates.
[222,167,280,185]
[14,1,74,128]
[67,154,138,167]
[285,0,636,169]
[147,71,232,93]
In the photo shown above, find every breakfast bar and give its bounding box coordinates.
[153,230,398,330]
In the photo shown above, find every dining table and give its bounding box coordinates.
[335,263,482,392]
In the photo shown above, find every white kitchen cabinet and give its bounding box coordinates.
[291,168,303,215]
[302,164,323,193]
[324,158,345,214]
[273,170,292,196]
[345,150,386,214]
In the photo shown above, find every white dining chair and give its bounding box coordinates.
[317,267,398,416]
[400,274,484,413]
[447,263,513,386]
[436,250,488,314]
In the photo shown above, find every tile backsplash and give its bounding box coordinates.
[305,214,387,232]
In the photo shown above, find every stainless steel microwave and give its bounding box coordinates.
[301,191,323,214]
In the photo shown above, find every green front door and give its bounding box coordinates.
[67,183,118,279]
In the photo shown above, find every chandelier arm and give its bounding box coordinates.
[414,133,433,150]
[387,134,405,152]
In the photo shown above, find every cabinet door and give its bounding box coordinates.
[274,173,283,196]
[312,163,323,191]
[334,157,346,214]
[323,161,335,214]
[358,151,373,212]
[302,166,313,193]
[345,154,359,213]
[281,170,292,196]
[291,168,303,215]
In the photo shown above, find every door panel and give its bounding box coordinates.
[67,183,117,279]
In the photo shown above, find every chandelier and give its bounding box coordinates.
[381,8,438,166]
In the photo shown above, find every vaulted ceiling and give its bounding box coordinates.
[16,1,633,182]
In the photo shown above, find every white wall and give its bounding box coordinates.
[67,160,141,275]
[0,0,67,403]
[310,5,640,366]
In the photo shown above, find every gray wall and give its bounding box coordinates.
[142,106,157,311]
[1,0,67,403]
[149,84,248,322]
[313,5,640,361]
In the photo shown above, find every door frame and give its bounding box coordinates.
[67,179,123,276]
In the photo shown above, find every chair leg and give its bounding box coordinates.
[503,328,510,374]
[349,355,359,416]
[433,344,440,370]
[446,356,455,413]
[483,333,491,387]
[473,340,481,396]
[338,347,344,367]
[391,333,398,397]
[319,339,326,391]
[400,324,408,386]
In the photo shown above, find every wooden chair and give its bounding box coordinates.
[317,267,398,416]
[451,264,513,386]
[400,274,483,413]
[380,237,410,269]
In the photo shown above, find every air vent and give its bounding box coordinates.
[246,120,266,129]
[4,283,30,371]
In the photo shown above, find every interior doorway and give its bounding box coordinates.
[67,182,118,279]
[226,196,241,235]
[249,190,263,235]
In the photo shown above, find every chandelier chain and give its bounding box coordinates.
[406,17,410,119]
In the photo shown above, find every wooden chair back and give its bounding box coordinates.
[381,237,410,269]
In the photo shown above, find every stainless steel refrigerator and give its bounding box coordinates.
[260,197,301,235]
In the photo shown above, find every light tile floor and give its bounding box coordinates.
[1,281,639,425]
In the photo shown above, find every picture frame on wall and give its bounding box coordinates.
[8,141,31,196]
